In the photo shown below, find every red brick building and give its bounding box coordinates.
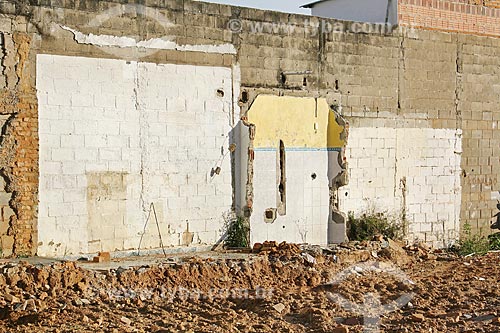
[399,0,500,36]
[304,0,500,36]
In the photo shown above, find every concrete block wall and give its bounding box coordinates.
[459,36,500,236]
[340,127,462,247]
[37,54,235,256]
[0,0,500,254]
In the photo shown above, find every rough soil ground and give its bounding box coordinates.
[1,241,500,332]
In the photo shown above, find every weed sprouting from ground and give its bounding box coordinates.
[225,216,250,248]
[456,223,491,256]
[348,212,403,241]
[489,232,500,251]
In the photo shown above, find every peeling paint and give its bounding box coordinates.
[240,116,255,218]
[87,172,128,253]
[328,107,349,244]
[61,26,237,55]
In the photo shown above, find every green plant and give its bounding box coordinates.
[225,216,250,248]
[488,232,500,251]
[347,212,402,241]
[456,223,490,256]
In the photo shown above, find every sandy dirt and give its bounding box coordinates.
[0,241,499,332]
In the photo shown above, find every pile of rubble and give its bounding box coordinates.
[252,241,301,255]
[0,240,498,332]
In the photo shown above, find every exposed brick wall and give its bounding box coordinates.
[399,0,500,37]
[485,0,500,8]
[0,30,38,257]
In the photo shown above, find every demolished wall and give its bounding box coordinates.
[238,95,347,245]
[0,28,38,257]
[0,0,498,255]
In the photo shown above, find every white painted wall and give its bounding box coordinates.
[37,54,236,257]
[339,127,462,247]
[310,0,398,25]
[250,149,339,245]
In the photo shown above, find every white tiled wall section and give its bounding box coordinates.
[340,127,462,247]
[250,149,338,245]
[37,54,235,256]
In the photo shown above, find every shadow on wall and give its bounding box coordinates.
[327,105,349,244]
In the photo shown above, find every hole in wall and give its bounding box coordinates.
[240,91,249,103]
[303,77,307,87]
[335,79,339,90]
[210,166,221,177]
[264,208,277,223]
[280,73,287,85]
[311,173,317,180]
[216,89,224,97]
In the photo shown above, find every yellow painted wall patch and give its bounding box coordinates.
[246,95,345,149]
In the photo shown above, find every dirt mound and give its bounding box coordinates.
[0,244,499,332]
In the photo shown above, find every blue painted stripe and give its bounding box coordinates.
[254,147,342,152]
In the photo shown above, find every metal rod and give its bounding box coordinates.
[152,203,167,257]
[137,202,167,257]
